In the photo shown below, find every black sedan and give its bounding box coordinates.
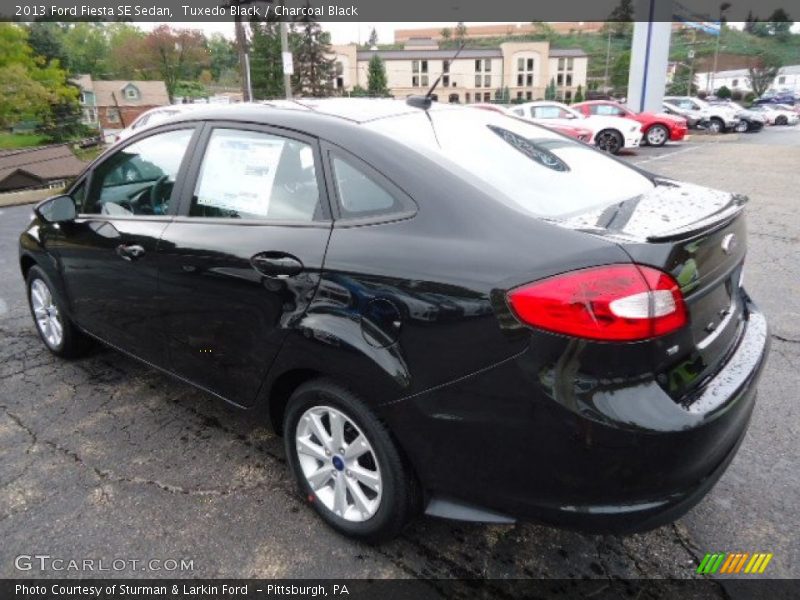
[19,100,768,542]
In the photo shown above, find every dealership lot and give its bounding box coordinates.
[0,126,797,591]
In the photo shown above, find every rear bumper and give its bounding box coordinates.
[386,301,769,533]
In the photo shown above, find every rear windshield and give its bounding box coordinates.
[367,108,653,219]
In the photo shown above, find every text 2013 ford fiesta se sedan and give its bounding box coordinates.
[19,99,768,542]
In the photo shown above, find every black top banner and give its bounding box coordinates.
[1,0,797,23]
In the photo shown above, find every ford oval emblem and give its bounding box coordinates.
[721,233,737,255]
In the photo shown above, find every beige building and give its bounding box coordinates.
[330,39,588,104]
[394,23,606,43]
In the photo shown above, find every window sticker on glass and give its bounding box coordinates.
[195,131,286,217]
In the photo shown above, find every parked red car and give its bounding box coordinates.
[572,100,688,146]
[468,104,593,143]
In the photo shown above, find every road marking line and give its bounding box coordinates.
[633,143,705,165]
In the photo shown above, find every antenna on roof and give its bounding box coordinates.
[406,41,466,110]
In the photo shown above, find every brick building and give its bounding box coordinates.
[73,75,170,140]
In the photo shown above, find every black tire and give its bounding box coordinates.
[775,115,788,126]
[735,120,749,133]
[708,118,724,134]
[595,129,623,154]
[645,124,669,147]
[284,378,419,543]
[26,265,91,358]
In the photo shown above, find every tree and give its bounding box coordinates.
[350,85,369,97]
[367,27,378,48]
[744,11,758,34]
[532,22,556,41]
[607,0,634,38]
[747,53,782,97]
[0,24,78,132]
[208,33,239,83]
[440,27,452,41]
[766,9,793,38]
[61,23,109,77]
[25,22,69,71]
[574,84,584,103]
[106,23,148,79]
[367,55,388,96]
[716,85,731,99]
[455,22,467,43]
[667,68,698,95]
[545,78,557,100]
[610,50,630,92]
[249,17,284,99]
[144,25,209,101]
[291,17,336,97]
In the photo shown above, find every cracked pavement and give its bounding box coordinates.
[0,127,797,593]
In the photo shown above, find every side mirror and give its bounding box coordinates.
[35,194,77,224]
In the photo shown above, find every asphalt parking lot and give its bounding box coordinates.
[1,126,798,593]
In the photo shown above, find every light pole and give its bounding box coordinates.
[280,20,292,99]
[709,3,731,93]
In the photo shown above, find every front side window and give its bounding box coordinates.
[190,128,321,222]
[84,128,194,215]
[594,104,624,116]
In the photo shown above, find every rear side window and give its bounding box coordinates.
[367,109,653,219]
[190,128,321,221]
[330,154,414,220]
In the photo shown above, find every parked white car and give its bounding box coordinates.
[663,96,740,133]
[748,104,800,126]
[508,101,642,154]
[113,105,202,144]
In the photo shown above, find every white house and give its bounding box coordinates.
[695,65,800,95]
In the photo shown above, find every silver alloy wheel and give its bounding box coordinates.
[295,405,382,522]
[707,119,722,133]
[646,125,668,146]
[735,120,748,133]
[31,278,63,349]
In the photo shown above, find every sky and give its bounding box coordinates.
[136,22,526,44]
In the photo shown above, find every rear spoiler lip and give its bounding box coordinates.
[645,195,748,243]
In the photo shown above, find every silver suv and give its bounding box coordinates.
[664,96,740,133]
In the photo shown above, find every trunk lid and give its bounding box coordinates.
[557,178,749,403]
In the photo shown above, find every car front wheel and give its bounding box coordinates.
[707,118,724,134]
[645,124,669,146]
[284,378,419,542]
[26,265,90,358]
[595,129,623,154]
[735,120,749,133]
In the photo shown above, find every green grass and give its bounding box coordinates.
[0,133,49,150]
[72,145,104,162]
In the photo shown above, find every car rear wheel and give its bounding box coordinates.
[26,265,91,358]
[595,129,623,154]
[775,115,788,126]
[284,378,419,542]
[707,118,724,134]
[645,124,669,146]
[735,120,749,133]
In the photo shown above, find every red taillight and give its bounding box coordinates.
[506,264,687,341]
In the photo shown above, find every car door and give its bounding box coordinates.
[55,125,199,366]
[157,123,332,406]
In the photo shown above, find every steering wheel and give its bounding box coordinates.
[149,175,169,212]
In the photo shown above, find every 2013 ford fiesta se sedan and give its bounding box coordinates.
[19,99,768,542]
